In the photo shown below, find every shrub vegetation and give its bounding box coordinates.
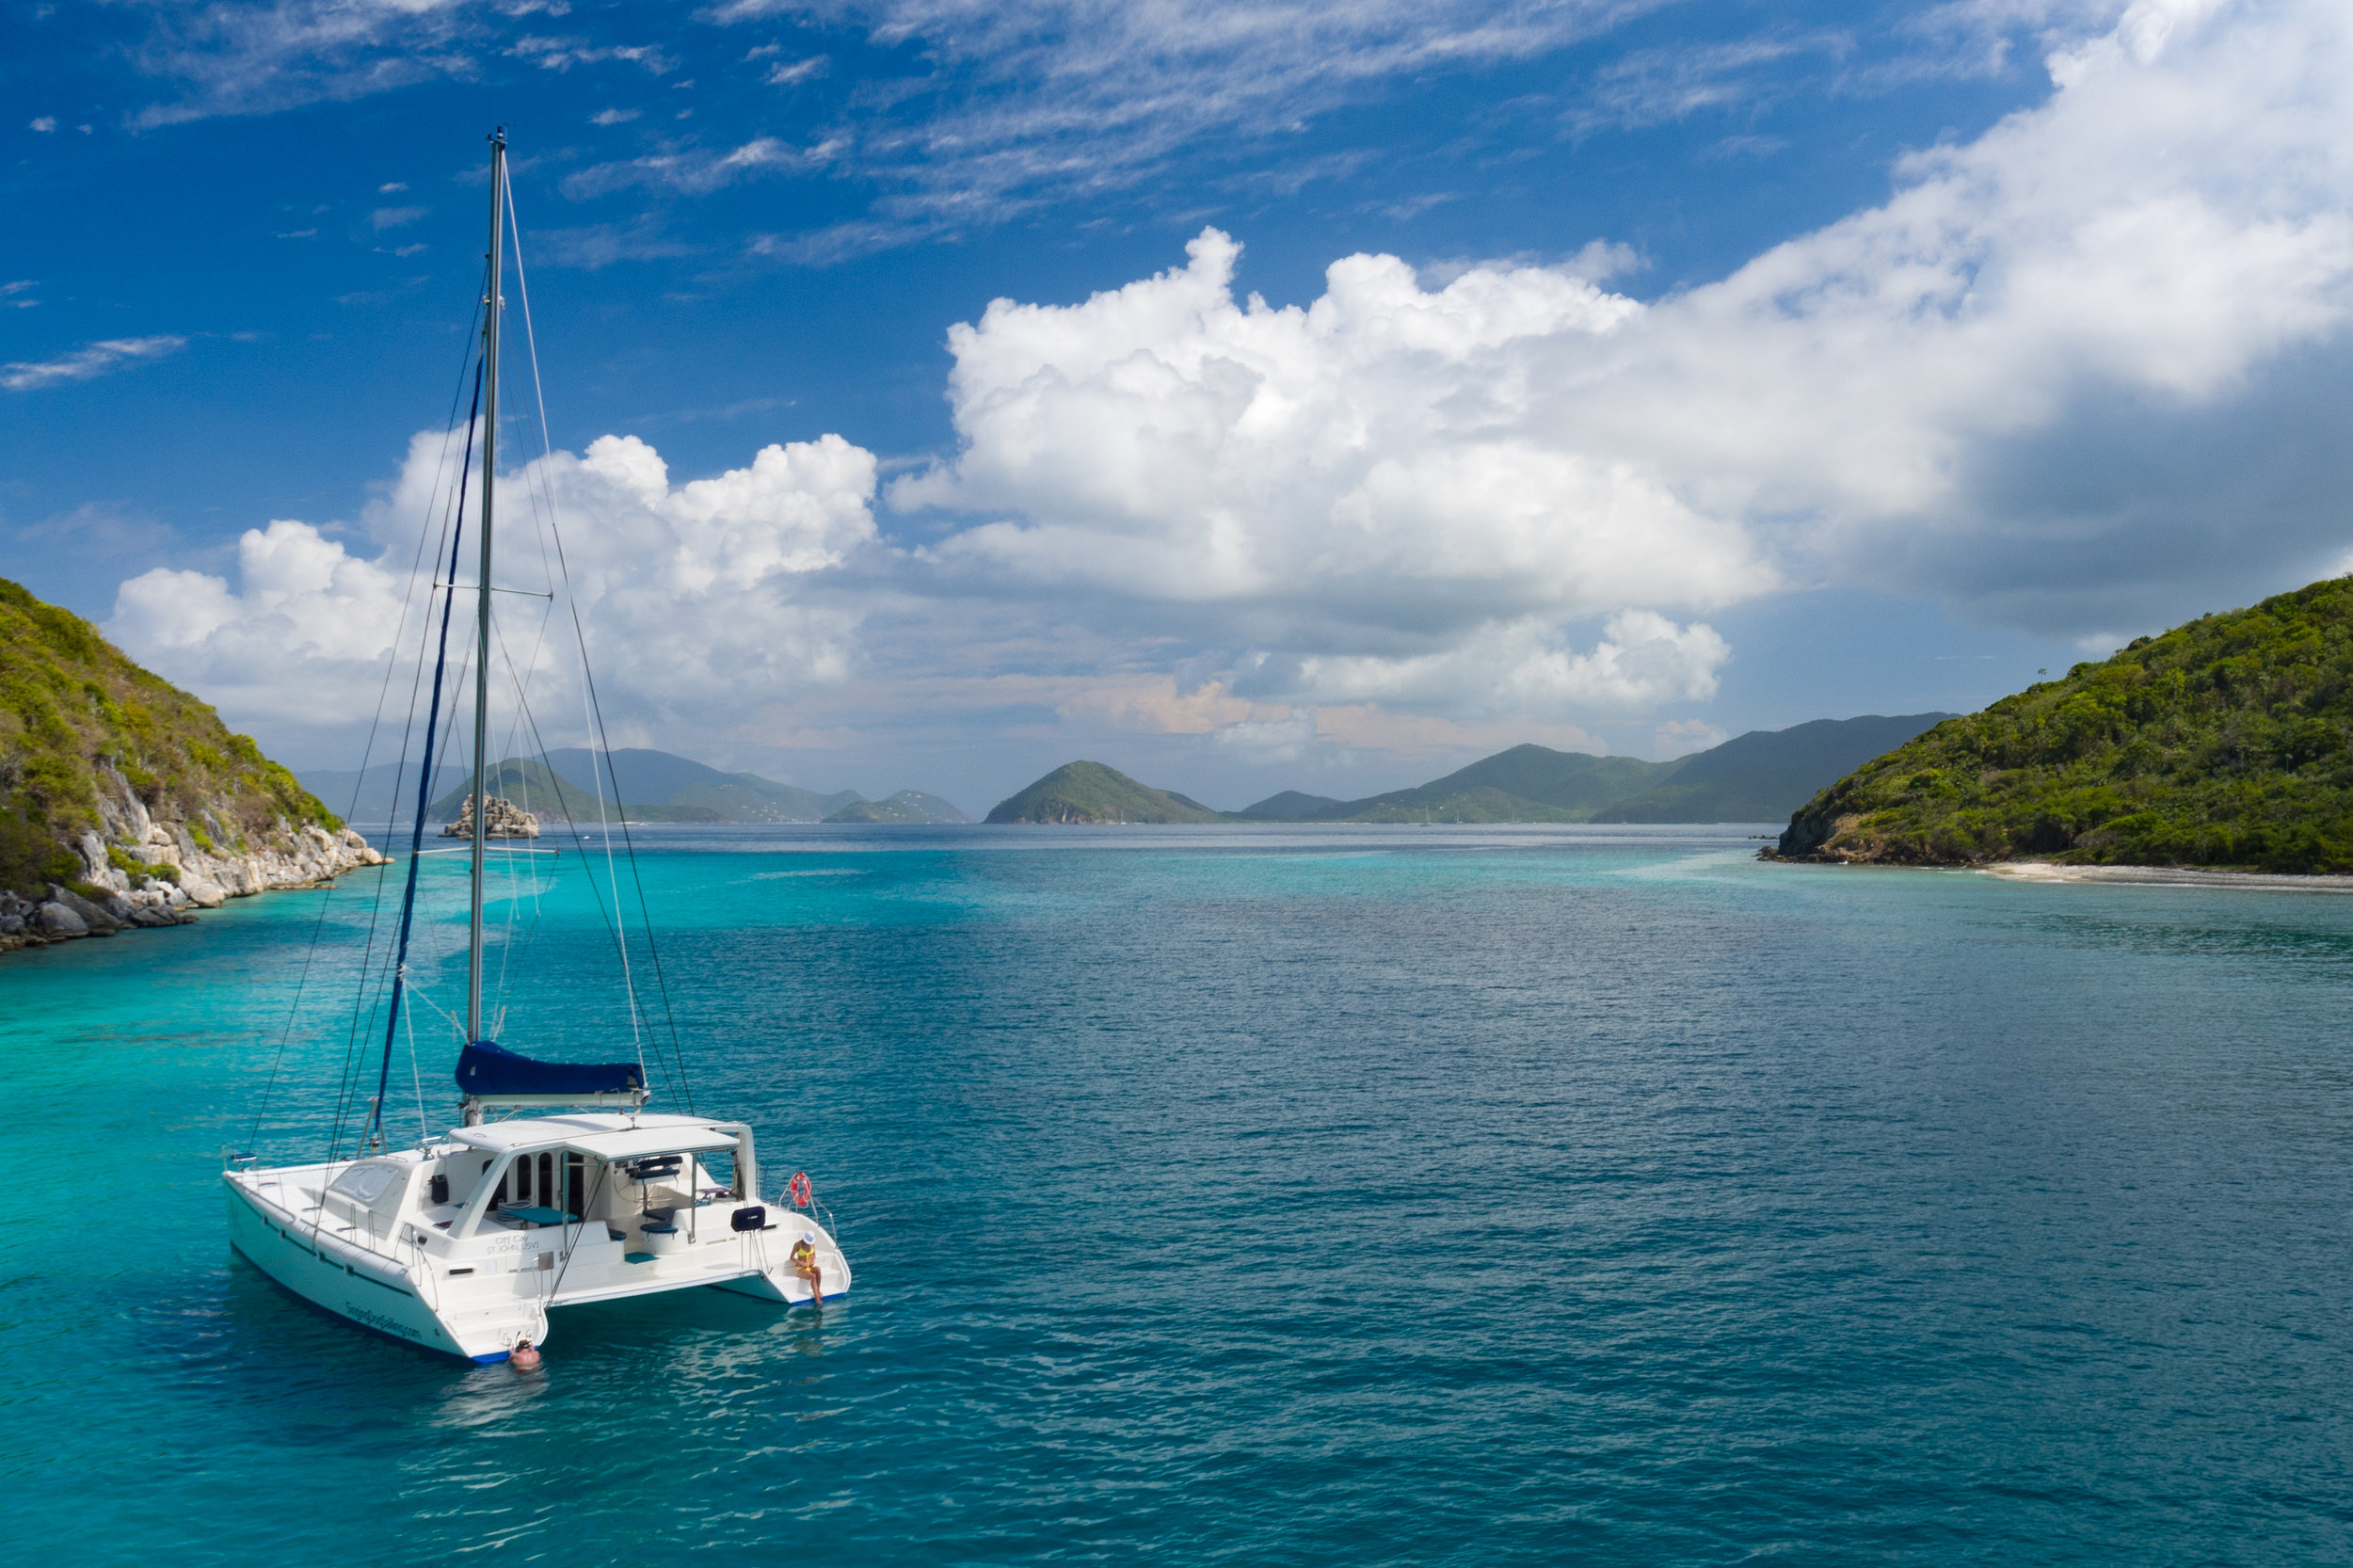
[1778,576,2353,872]
[0,576,339,896]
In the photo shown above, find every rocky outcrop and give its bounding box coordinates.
[440,794,541,839]
[0,763,388,956]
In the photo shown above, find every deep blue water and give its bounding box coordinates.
[4,824,2349,1564]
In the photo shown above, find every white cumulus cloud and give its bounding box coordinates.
[107,430,881,745]
[893,228,1759,717]
[894,0,2353,725]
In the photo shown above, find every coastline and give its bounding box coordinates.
[1985,859,2353,892]
[1,767,389,954]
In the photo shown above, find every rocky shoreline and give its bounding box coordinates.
[0,763,387,955]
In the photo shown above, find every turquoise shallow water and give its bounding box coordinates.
[5,823,2350,1563]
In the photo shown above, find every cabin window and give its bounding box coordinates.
[565,1153,584,1218]
[513,1155,532,1205]
[537,1153,554,1208]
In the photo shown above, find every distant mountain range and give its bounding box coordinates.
[300,747,966,826]
[990,713,1956,825]
[542,748,863,824]
[302,715,1945,834]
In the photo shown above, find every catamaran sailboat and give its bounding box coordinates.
[223,132,849,1363]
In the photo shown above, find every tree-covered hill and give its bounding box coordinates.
[1777,577,2353,872]
[0,575,340,898]
[986,761,1222,824]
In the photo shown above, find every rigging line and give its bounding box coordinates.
[290,313,483,1163]
[504,165,640,1026]
[502,642,680,1105]
[331,432,472,1146]
[496,165,620,985]
[405,976,431,1149]
[504,173,652,1087]
[593,696,695,1112]
[503,162,566,539]
[470,291,565,1020]
[370,570,486,1102]
[345,600,480,1142]
[506,711,639,1025]
[331,384,478,1160]
[499,174,568,697]
[329,326,484,1159]
[364,378,482,1153]
[405,977,472,1041]
[508,167,689,1110]
[486,612,565,1033]
[328,344,485,1160]
[483,595,561,1000]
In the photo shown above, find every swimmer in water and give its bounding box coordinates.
[790,1237,824,1307]
[510,1339,542,1371]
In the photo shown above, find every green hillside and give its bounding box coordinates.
[986,761,1222,824]
[1595,714,1951,823]
[1777,578,2353,871]
[0,577,339,896]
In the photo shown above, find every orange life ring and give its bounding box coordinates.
[789,1171,812,1208]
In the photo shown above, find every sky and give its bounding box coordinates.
[7,0,2353,813]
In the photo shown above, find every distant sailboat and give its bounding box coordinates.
[223,132,849,1363]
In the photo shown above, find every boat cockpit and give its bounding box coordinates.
[303,1113,765,1262]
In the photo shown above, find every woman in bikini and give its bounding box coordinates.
[789,1236,824,1306]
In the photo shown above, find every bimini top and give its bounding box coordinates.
[448,1112,740,1160]
[456,1039,645,1098]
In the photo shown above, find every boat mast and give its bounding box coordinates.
[469,127,504,1044]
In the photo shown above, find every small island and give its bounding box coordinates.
[985,760,1222,824]
[1774,576,2353,873]
[826,790,971,824]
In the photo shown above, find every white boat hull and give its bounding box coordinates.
[225,1153,850,1363]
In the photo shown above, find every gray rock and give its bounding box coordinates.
[47,884,121,935]
[34,901,86,937]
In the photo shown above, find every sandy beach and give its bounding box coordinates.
[1987,860,2353,892]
